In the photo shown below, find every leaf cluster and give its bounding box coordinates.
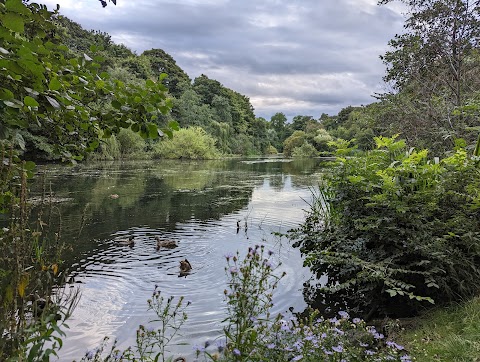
[290,135,480,318]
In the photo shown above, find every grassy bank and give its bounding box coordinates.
[398,296,480,361]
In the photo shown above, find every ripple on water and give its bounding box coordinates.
[58,175,314,361]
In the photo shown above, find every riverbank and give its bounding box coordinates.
[396,296,480,361]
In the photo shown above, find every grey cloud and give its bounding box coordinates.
[45,0,405,118]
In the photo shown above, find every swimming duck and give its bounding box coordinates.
[118,235,135,247]
[179,259,192,273]
[155,236,178,250]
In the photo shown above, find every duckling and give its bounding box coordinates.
[118,235,135,247]
[179,259,192,273]
[155,236,178,250]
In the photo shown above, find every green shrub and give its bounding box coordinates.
[152,127,220,159]
[283,131,306,157]
[289,135,480,319]
[292,142,318,158]
[265,145,278,155]
[116,128,146,157]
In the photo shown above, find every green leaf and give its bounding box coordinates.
[6,0,30,15]
[2,13,24,33]
[111,100,122,109]
[23,96,39,107]
[49,77,62,91]
[0,88,14,100]
[168,120,180,131]
[24,161,36,171]
[147,123,158,139]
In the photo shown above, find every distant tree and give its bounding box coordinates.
[379,0,480,149]
[291,115,314,131]
[143,49,191,98]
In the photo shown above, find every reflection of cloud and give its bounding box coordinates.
[42,0,405,119]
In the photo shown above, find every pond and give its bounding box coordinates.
[28,157,323,361]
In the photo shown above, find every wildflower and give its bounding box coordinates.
[267,343,276,349]
[192,344,205,353]
[332,345,344,353]
[268,250,274,256]
[332,327,345,336]
[352,318,362,324]
[229,266,238,274]
[85,349,95,360]
[329,316,339,325]
[224,253,234,259]
[233,348,241,356]
[204,340,211,348]
[374,332,385,339]
[338,311,349,319]
[365,350,376,356]
[292,355,303,361]
[359,342,369,347]
[386,341,405,350]
[400,355,412,362]
[215,339,226,353]
[323,349,333,355]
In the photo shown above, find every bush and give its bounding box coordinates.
[116,128,146,157]
[292,142,318,158]
[152,127,220,159]
[289,135,480,319]
[265,145,278,155]
[283,131,306,157]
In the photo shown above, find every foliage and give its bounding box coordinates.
[289,135,480,319]
[398,296,480,361]
[152,127,220,159]
[292,142,318,158]
[116,128,146,157]
[221,246,284,359]
[189,246,412,362]
[378,0,480,152]
[283,131,307,157]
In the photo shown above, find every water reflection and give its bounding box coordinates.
[27,158,323,361]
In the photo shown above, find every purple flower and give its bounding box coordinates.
[338,311,349,319]
[352,318,362,324]
[267,343,276,349]
[268,250,274,256]
[365,350,376,356]
[292,355,303,361]
[85,350,95,360]
[229,266,238,274]
[400,355,412,362]
[386,341,405,350]
[374,332,385,339]
[224,253,234,259]
[329,316,339,324]
[332,345,344,353]
[233,348,241,356]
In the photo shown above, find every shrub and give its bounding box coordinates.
[289,135,480,319]
[283,131,306,157]
[152,127,220,159]
[292,142,318,158]
[116,128,146,157]
[265,145,278,155]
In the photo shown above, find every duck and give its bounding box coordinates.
[179,259,192,273]
[155,236,178,250]
[118,235,135,247]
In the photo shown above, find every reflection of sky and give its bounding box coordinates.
[56,165,317,361]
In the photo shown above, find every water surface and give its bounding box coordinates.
[29,158,322,361]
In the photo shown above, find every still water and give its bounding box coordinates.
[29,158,322,361]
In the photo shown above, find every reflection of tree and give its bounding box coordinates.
[27,159,321,271]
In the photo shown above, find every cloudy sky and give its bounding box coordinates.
[42,0,406,120]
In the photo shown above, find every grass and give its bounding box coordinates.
[397,296,480,361]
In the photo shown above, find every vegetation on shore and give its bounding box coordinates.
[1,0,480,360]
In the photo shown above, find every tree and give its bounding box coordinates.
[142,49,191,98]
[379,0,480,150]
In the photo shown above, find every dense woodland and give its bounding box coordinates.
[1,0,480,360]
